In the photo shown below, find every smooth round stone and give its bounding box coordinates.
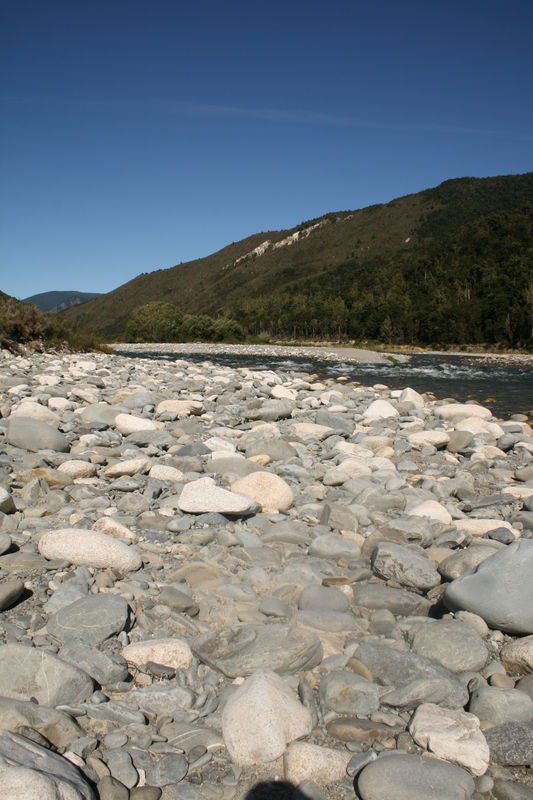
[435,403,491,420]
[6,417,69,453]
[492,779,533,800]
[295,609,364,633]
[352,583,430,616]
[148,464,184,482]
[357,753,475,800]
[408,620,488,673]
[298,584,349,612]
[444,540,533,634]
[363,400,399,420]
[408,430,450,450]
[0,580,24,611]
[469,686,533,724]
[0,643,93,706]
[309,534,360,560]
[47,594,129,645]
[222,669,312,766]
[57,460,98,479]
[484,721,533,765]
[98,776,129,800]
[326,717,402,744]
[38,528,142,572]
[231,471,294,512]
[408,500,452,525]
[11,401,60,426]
[371,541,441,591]
[104,457,152,478]
[284,741,351,786]
[177,477,256,515]
[122,638,193,669]
[114,413,157,434]
[145,754,188,787]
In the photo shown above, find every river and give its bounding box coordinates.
[119,348,533,420]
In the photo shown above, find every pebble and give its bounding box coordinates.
[0,345,533,797]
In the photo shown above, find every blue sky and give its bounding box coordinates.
[2,0,532,298]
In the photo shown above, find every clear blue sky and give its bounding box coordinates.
[2,0,532,299]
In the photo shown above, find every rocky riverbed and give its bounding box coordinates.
[1,348,533,799]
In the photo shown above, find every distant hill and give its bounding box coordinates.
[63,172,533,347]
[24,291,102,313]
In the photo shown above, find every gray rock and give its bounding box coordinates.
[105,748,138,789]
[469,686,533,724]
[352,583,430,616]
[244,399,293,422]
[408,620,488,673]
[127,685,194,716]
[371,542,441,591]
[0,580,25,612]
[0,488,16,514]
[47,594,130,645]
[298,584,349,612]
[0,729,96,799]
[145,753,188,786]
[309,533,360,560]
[354,641,468,708]
[192,623,323,677]
[484,721,533,765]
[295,609,364,633]
[98,776,130,800]
[444,540,533,634]
[6,417,69,452]
[357,753,475,800]
[493,779,533,800]
[0,643,93,705]
[319,670,380,715]
[60,639,129,685]
[0,696,82,749]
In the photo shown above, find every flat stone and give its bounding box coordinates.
[192,623,323,677]
[177,477,256,515]
[126,685,194,716]
[493,779,533,800]
[435,403,491,420]
[354,641,468,708]
[122,638,193,670]
[298,585,349,612]
[59,639,129,685]
[0,488,16,514]
[222,669,312,765]
[144,753,188,787]
[7,417,69,452]
[38,528,142,572]
[357,753,475,800]
[326,717,402,743]
[57,460,98,479]
[114,413,157,435]
[319,670,379,715]
[0,643,93,706]
[408,500,452,525]
[408,619,488,673]
[47,594,130,645]
[0,696,83,749]
[352,584,430,616]
[104,457,152,477]
[469,686,533,724]
[409,702,489,776]
[371,542,441,591]
[444,540,533,634]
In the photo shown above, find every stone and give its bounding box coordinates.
[492,779,533,800]
[318,670,379,715]
[59,640,129,685]
[38,528,142,572]
[144,754,188,787]
[6,417,69,452]
[0,488,16,514]
[0,580,25,611]
[98,776,130,800]
[104,457,152,477]
[177,477,256,515]
[122,638,193,670]
[114,413,157,435]
[148,464,184,482]
[363,399,399,420]
[221,669,312,765]
[409,702,489,776]
[408,430,450,450]
[0,643,93,705]
[0,737,95,799]
[290,422,335,441]
[484,721,533,765]
[47,594,130,645]
[352,583,430,616]
[501,636,533,675]
[284,741,351,786]
[354,641,468,709]
[408,499,452,524]
[192,623,323,677]
[408,620,488,673]
[469,686,533,724]
[11,401,60,426]
[357,753,475,800]
[231,472,294,512]
[57,459,98,479]
[0,696,82,749]
[443,540,533,634]
[298,585,349,612]
[435,403,492,420]
[371,542,441,591]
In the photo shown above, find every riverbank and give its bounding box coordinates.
[1,349,533,798]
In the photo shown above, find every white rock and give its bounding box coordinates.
[501,636,533,675]
[455,417,504,437]
[178,477,256,514]
[503,485,533,499]
[363,399,399,420]
[284,741,351,785]
[57,460,98,479]
[221,670,312,766]
[470,446,507,462]
[231,472,294,512]
[399,387,426,407]
[0,764,85,800]
[104,457,152,477]
[155,399,203,418]
[92,518,136,541]
[435,403,492,421]
[408,500,452,524]
[204,436,236,453]
[148,464,184,482]
[408,430,450,450]
[122,638,193,670]
[270,385,297,401]
[409,702,489,776]
[114,413,156,435]
[11,401,60,427]
[290,422,335,441]
[453,519,518,537]
[38,528,142,571]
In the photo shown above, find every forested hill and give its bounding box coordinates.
[63,172,533,347]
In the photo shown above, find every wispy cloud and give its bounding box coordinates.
[3,94,533,141]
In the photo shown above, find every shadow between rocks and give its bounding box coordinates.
[243,780,312,799]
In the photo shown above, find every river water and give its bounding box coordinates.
[125,351,533,420]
